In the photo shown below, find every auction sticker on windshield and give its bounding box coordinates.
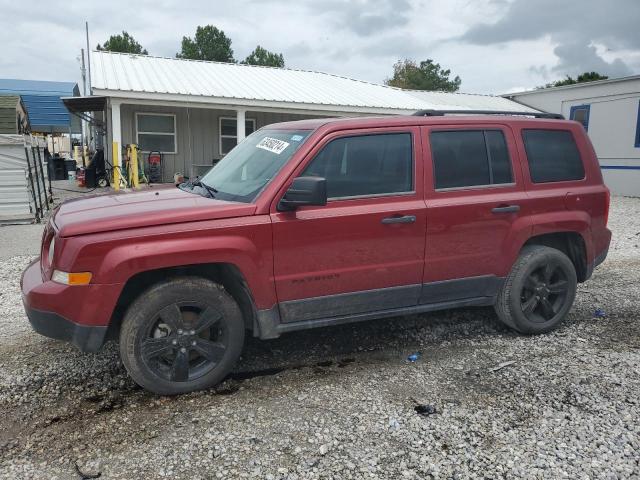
[256,137,290,155]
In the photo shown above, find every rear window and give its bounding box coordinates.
[522,129,585,183]
[430,130,513,189]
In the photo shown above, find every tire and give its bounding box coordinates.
[495,245,577,334]
[119,277,245,395]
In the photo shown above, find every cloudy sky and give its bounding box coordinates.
[1,0,638,94]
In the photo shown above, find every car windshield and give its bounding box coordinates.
[197,129,312,203]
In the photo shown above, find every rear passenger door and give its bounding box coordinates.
[420,125,529,303]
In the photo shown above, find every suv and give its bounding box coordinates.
[22,111,611,395]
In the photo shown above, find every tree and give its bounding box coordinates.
[96,31,147,55]
[177,25,234,62]
[540,71,609,89]
[385,59,461,92]
[243,45,285,67]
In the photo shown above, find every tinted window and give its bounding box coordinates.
[302,133,413,198]
[486,131,512,184]
[522,129,585,183]
[431,130,513,189]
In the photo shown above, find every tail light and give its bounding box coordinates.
[604,188,610,227]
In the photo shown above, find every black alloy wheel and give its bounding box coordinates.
[120,277,244,395]
[495,245,578,334]
[140,302,227,383]
[520,261,571,323]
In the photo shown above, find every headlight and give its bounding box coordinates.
[48,237,55,266]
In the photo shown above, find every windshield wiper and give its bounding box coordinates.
[183,177,218,198]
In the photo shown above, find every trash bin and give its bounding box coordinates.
[49,156,66,180]
[64,159,77,179]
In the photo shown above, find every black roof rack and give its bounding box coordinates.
[412,109,564,120]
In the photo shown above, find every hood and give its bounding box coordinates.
[53,186,256,237]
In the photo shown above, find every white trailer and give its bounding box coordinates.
[505,75,640,197]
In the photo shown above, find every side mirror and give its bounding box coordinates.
[277,176,327,211]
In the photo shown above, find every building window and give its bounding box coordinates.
[430,130,513,190]
[219,117,256,155]
[136,113,176,153]
[635,101,640,148]
[522,129,585,183]
[570,104,590,130]
[301,133,413,199]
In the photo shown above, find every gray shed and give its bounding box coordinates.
[0,95,29,134]
[0,134,49,223]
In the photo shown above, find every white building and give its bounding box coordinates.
[66,51,535,182]
[505,75,640,196]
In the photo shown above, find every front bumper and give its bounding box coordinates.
[25,306,107,353]
[21,259,122,353]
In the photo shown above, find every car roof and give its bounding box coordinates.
[267,114,570,132]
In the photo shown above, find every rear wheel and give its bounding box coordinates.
[495,246,577,334]
[119,277,244,395]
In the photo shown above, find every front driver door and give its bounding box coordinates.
[270,127,427,323]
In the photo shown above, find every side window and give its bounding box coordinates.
[570,105,590,130]
[522,129,585,183]
[219,117,256,155]
[301,133,413,199]
[430,130,513,189]
[486,130,512,184]
[136,113,177,153]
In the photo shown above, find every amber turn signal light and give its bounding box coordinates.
[52,270,92,285]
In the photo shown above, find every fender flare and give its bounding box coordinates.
[94,235,275,308]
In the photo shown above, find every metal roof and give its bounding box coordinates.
[91,51,532,114]
[504,74,640,97]
[405,90,537,112]
[62,96,107,113]
[0,95,21,109]
[0,79,80,133]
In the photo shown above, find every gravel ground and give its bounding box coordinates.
[0,197,638,479]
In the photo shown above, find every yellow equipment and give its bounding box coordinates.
[126,144,140,189]
[112,141,125,191]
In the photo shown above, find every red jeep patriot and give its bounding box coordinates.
[22,111,611,395]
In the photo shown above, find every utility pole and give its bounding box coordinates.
[85,22,92,92]
[80,48,87,96]
[84,21,92,167]
[79,48,88,168]
[80,48,88,152]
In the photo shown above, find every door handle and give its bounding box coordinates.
[491,205,520,214]
[381,215,416,224]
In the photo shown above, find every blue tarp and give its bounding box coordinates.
[0,79,80,133]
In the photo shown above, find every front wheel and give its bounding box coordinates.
[495,246,577,334]
[119,277,244,395]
